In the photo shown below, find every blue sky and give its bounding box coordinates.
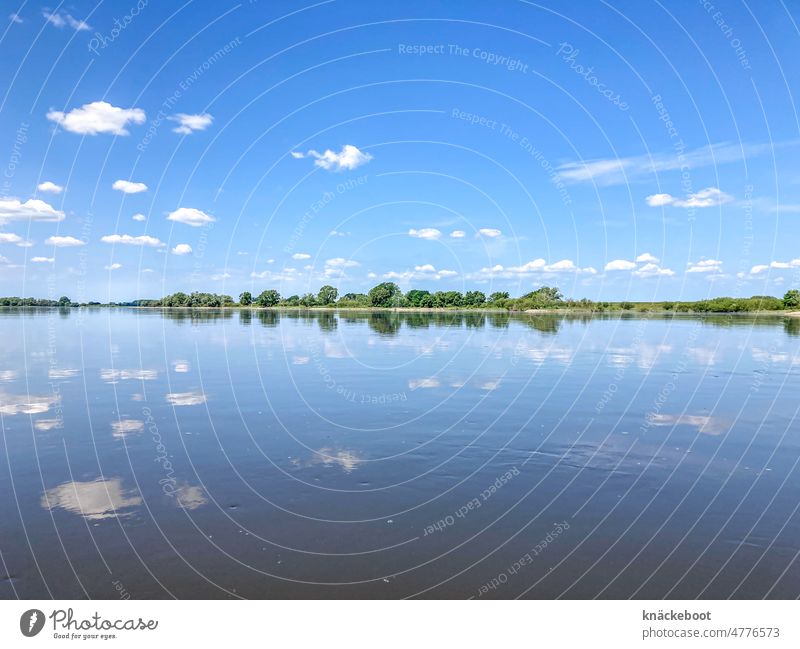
[1,0,799,301]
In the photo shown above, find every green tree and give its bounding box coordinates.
[464,290,486,307]
[783,289,800,309]
[239,291,252,306]
[256,289,281,307]
[299,293,317,307]
[57,296,72,306]
[317,285,338,306]
[405,289,431,307]
[368,282,403,307]
[488,291,510,304]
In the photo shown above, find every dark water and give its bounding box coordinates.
[1,308,799,599]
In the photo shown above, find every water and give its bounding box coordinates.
[1,308,799,599]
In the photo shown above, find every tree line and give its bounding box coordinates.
[2,286,799,312]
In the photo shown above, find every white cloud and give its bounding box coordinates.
[0,198,65,223]
[47,101,145,135]
[325,257,359,268]
[633,263,675,277]
[0,233,23,244]
[132,213,146,222]
[169,113,213,134]
[478,228,502,238]
[112,179,147,194]
[292,144,372,171]
[166,391,207,406]
[172,244,192,256]
[105,263,122,270]
[43,11,90,31]
[605,259,637,271]
[646,187,732,208]
[292,252,311,260]
[686,259,723,273]
[749,264,769,275]
[167,207,215,227]
[555,141,786,186]
[45,235,85,247]
[409,227,441,240]
[409,378,440,389]
[383,263,458,281]
[37,181,63,194]
[211,272,230,280]
[471,258,594,279]
[31,256,54,263]
[9,13,23,24]
[101,234,165,247]
[111,419,144,439]
[635,252,659,263]
[449,230,466,238]
[770,259,800,269]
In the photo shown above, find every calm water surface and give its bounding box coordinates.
[1,308,799,599]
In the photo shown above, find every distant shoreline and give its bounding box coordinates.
[3,304,800,317]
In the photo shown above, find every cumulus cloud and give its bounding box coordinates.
[31,256,54,263]
[132,213,146,222]
[606,255,674,277]
[686,259,723,273]
[646,187,732,208]
[105,263,122,270]
[0,233,23,245]
[43,10,90,31]
[635,252,659,263]
[45,235,85,247]
[291,144,372,171]
[449,230,466,238]
[292,252,311,260]
[100,234,165,247]
[169,113,213,134]
[470,258,593,279]
[112,179,147,194]
[383,264,458,281]
[172,243,192,256]
[605,259,637,271]
[10,13,23,24]
[749,259,800,275]
[478,228,502,238]
[167,207,215,227]
[0,198,65,223]
[633,263,675,277]
[47,101,145,135]
[37,181,63,194]
[409,228,441,240]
